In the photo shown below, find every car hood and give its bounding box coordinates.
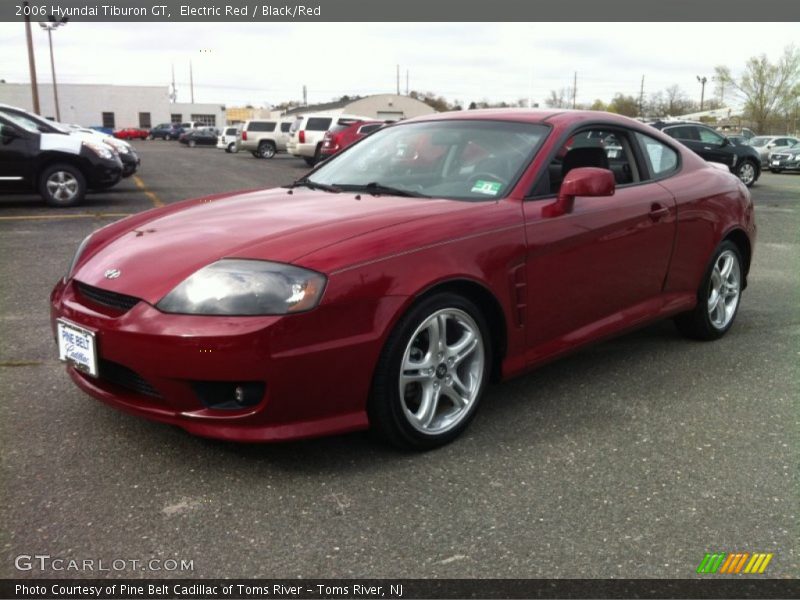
[74,187,473,304]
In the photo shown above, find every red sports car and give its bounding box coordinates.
[51,110,756,449]
[113,128,149,140]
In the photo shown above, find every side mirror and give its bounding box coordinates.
[767,143,774,149]
[545,167,615,217]
[0,124,19,141]
[720,137,731,147]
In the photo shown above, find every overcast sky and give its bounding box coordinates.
[0,22,797,108]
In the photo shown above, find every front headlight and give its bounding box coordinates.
[82,140,115,160]
[104,138,130,154]
[64,233,93,282]
[157,259,327,316]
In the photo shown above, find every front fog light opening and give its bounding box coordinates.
[192,381,265,410]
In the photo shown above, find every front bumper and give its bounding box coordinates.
[286,141,317,158]
[50,278,402,442]
[768,155,800,171]
[84,155,123,188]
[120,151,140,177]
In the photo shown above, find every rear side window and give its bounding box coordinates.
[359,124,382,135]
[247,121,276,132]
[328,123,352,134]
[289,118,303,134]
[225,128,237,135]
[305,117,333,131]
[663,125,699,141]
[280,122,291,132]
[636,132,679,178]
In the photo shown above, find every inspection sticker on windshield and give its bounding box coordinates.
[471,180,503,195]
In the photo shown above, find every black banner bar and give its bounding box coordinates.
[3,0,800,22]
[2,579,798,600]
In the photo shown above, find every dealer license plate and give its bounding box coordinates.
[57,319,98,377]
[772,160,781,166]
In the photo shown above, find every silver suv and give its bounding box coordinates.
[240,119,292,159]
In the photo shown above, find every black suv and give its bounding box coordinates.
[650,121,761,187]
[0,109,122,206]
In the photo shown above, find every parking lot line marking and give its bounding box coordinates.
[0,213,131,222]
[132,175,165,208]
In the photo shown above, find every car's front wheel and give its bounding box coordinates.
[369,293,491,449]
[736,159,758,187]
[675,240,743,340]
[39,164,86,207]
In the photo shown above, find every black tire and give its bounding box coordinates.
[368,292,492,450]
[227,142,238,154]
[674,240,744,341]
[251,151,261,158]
[39,163,86,207]
[736,159,758,187]
[258,141,276,159]
[147,134,154,141]
[303,156,316,167]
[770,168,782,174]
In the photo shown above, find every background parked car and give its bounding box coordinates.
[65,123,140,178]
[113,127,149,140]
[217,126,241,153]
[287,113,370,166]
[725,135,751,146]
[768,141,800,173]
[240,119,292,159]
[320,120,384,159]
[148,123,183,140]
[748,135,800,167]
[650,120,762,187]
[0,107,122,206]
[179,129,218,147]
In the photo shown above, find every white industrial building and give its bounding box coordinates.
[0,83,226,129]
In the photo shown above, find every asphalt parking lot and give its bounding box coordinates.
[0,141,797,579]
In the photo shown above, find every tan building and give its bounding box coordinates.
[284,94,436,121]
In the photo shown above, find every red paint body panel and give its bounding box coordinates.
[51,110,756,442]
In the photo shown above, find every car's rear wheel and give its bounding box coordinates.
[258,141,276,159]
[39,164,86,207]
[369,293,491,450]
[736,159,757,187]
[188,140,196,148]
[227,142,238,153]
[675,240,743,340]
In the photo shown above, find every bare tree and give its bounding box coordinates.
[715,45,800,132]
[545,87,572,109]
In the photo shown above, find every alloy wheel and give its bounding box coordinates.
[399,308,485,434]
[738,162,755,186]
[46,171,79,203]
[707,249,741,330]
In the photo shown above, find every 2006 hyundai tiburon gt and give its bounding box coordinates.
[51,110,756,449]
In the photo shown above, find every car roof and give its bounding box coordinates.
[403,108,660,130]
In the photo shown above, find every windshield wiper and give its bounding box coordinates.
[336,182,430,198]
[284,179,341,193]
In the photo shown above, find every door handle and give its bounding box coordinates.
[649,203,670,221]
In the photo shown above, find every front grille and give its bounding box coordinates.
[99,359,163,399]
[773,154,790,160]
[75,281,141,312]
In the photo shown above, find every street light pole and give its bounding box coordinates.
[697,75,708,111]
[40,18,67,121]
[23,1,40,114]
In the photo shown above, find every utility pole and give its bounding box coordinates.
[697,75,707,111]
[302,85,307,106]
[23,1,40,114]
[189,60,195,103]
[572,71,577,109]
[170,64,177,102]
[396,64,400,95]
[638,74,645,117]
[40,18,67,122]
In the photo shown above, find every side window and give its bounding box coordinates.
[537,128,640,196]
[697,127,725,145]
[663,126,699,141]
[635,133,679,178]
[359,124,381,135]
[280,122,291,133]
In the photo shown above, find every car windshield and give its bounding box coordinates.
[0,110,44,133]
[308,120,549,201]
[749,137,770,147]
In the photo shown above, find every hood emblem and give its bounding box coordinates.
[104,268,121,279]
